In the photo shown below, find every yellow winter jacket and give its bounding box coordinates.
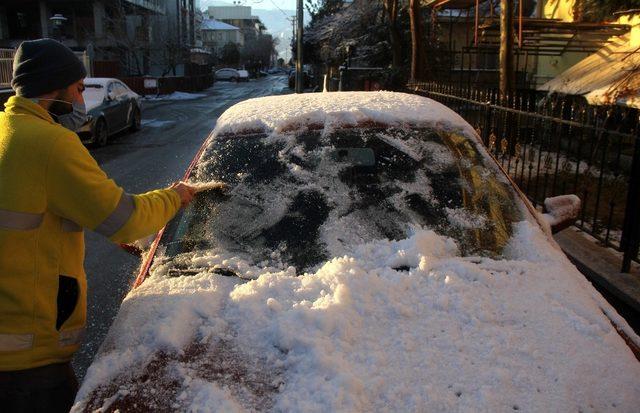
[0,96,182,371]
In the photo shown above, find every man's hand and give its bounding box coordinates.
[170,181,197,207]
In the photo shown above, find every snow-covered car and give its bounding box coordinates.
[73,92,640,412]
[77,77,142,146]
[215,68,240,81]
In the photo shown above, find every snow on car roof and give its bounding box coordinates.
[83,77,115,87]
[212,91,476,137]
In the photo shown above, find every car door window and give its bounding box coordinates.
[116,82,131,98]
[112,83,124,99]
[107,82,117,100]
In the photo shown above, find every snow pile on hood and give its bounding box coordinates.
[73,222,640,412]
[212,92,476,137]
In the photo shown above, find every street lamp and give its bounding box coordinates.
[49,13,67,41]
[50,13,67,27]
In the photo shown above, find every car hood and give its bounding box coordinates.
[73,218,640,412]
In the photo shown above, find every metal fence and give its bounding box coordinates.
[408,82,640,272]
[0,49,91,89]
[0,49,14,88]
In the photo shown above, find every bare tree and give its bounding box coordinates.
[409,0,427,81]
[382,0,402,68]
[93,2,188,78]
[499,0,515,98]
[242,35,278,71]
[159,27,188,77]
[99,4,150,76]
[220,42,241,67]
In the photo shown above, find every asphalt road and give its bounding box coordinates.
[72,75,290,379]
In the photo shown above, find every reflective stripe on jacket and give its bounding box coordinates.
[0,96,181,371]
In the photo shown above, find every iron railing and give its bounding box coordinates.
[408,82,640,272]
[0,49,91,89]
[0,49,14,88]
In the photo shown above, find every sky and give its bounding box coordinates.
[200,0,311,61]
[203,0,300,12]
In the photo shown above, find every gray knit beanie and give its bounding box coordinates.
[11,38,87,98]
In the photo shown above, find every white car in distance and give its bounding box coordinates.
[215,68,240,82]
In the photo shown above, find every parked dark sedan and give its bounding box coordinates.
[77,77,142,146]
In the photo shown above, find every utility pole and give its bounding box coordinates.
[499,0,515,100]
[295,0,304,93]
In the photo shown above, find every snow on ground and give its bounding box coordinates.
[143,91,206,101]
[212,91,477,138]
[74,220,640,412]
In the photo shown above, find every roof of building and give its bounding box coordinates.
[539,35,640,108]
[201,19,240,31]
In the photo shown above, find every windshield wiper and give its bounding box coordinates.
[167,266,253,281]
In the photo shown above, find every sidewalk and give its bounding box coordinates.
[555,227,640,332]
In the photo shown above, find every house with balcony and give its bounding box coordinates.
[539,11,640,109]
[422,0,631,90]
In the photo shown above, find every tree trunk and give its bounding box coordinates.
[384,0,402,68]
[389,26,403,68]
[499,0,515,99]
[409,0,427,81]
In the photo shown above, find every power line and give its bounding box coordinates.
[268,0,290,17]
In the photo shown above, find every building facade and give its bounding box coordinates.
[206,5,265,42]
[0,0,164,49]
[0,0,202,77]
[201,19,243,56]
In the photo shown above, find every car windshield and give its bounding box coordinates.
[162,126,524,272]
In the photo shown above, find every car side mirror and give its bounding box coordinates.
[542,195,581,234]
[119,243,143,257]
[118,234,156,258]
[107,92,116,101]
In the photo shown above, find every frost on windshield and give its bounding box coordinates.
[165,126,521,274]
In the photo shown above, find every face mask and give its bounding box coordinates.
[36,98,88,132]
[57,100,88,132]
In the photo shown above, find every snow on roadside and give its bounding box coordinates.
[74,222,640,412]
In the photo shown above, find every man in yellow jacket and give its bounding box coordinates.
[0,39,196,411]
